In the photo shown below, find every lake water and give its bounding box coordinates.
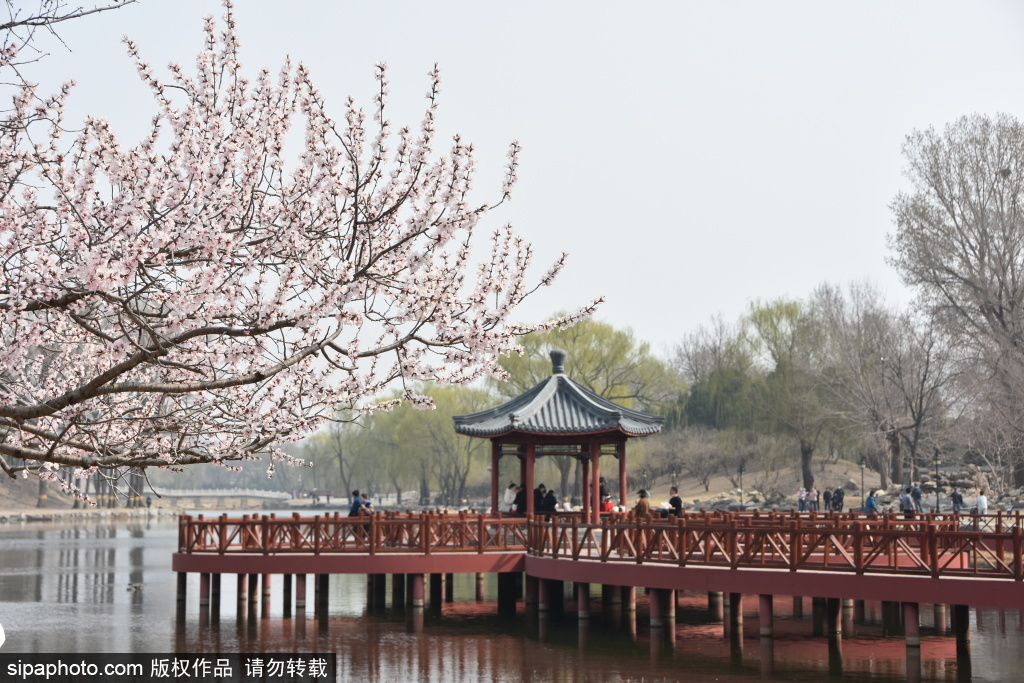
[1,516,1022,681]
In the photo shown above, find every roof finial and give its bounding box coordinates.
[550,348,566,374]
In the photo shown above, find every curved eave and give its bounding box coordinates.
[454,424,663,440]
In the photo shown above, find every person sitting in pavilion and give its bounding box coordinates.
[634,489,651,517]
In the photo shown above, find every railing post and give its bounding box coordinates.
[422,513,431,556]
[929,525,939,578]
[261,515,269,555]
[478,514,485,554]
[218,514,227,554]
[790,519,800,571]
[1014,526,1023,581]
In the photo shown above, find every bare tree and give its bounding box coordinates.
[814,282,952,487]
[890,113,1024,484]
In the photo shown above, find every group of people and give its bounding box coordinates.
[499,481,563,515]
[348,490,373,517]
[631,486,684,518]
[797,486,846,513]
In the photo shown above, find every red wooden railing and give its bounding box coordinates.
[178,510,529,555]
[177,508,1024,580]
[530,510,1024,581]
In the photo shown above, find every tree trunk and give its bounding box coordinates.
[800,438,815,489]
[886,430,903,486]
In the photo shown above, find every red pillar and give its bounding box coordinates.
[590,442,601,524]
[491,441,500,515]
[526,443,536,517]
[618,444,628,509]
[581,457,591,520]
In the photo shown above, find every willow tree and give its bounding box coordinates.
[0,1,595,497]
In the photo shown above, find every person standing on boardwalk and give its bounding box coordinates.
[348,490,366,517]
[797,487,808,512]
[832,487,845,512]
[950,487,964,514]
[808,487,819,512]
[864,490,879,516]
[822,487,833,512]
[976,490,989,515]
[512,484,527,517]
[501,482,518,513]
[911,484,923,512]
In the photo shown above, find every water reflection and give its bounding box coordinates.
[2,519,1024,681]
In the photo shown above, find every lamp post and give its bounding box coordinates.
[738,462,745,512]
[859,457,866,511]
[933,448,941,512]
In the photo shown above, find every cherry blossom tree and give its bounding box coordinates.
[0,1,597,494]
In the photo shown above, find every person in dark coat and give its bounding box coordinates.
[542,489,558,513]
[668,486,683,517]
[832,487,845,512]
[534,484,547,513]
[599,477,609,500]
[512,484,527,517]
[822,487,833,511]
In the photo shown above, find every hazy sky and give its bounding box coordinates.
[21,0,1024,354]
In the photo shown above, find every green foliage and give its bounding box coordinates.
[494,316,683,413]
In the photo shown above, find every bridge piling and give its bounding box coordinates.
[623,585,636,613]
[373,573,387,609]
[199,572,210,609]
[392,573,405,609]
[826,597,841,637]
[708,591,723,621]
[727,593,743,641]
[409,573,425,609]
[429,573,443,610]
[759,594,774,637]
[211,573,221,617]
[934,603,947,633]
[904,602,921,648]
[296,574,306,615]
[576,582,590,620]
[261,574,271,619]
[283,574,292,618]
[648,588,664,631]
[497,572,517,616]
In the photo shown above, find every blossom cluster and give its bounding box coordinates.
[0,1,598,489]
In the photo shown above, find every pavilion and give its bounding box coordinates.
[453,349,664,522]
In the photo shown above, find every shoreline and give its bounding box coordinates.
[0,506,183,525]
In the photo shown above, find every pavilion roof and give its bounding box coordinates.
[453,350,664,439]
